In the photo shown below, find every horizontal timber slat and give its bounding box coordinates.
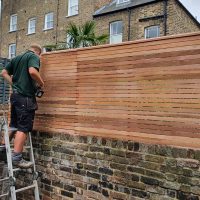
[36,32,200,149]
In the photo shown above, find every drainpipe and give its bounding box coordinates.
[55,0,60,45]
[127,8,131,41]
[163,0,168,36]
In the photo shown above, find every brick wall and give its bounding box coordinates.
[1,0,199,58]
[167,0,200,35]
[0,0,111,57]
[94,1,165,42]
[95,0,200,42]
[16,131,200,200]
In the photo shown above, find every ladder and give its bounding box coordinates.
[0,106,40,200]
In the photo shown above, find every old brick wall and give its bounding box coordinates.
[94,1,165,42]
[1,0,199,58]
[16,132,200,200]
[0,0,111,57]
[94,0,200,42]
[1,0,59,56]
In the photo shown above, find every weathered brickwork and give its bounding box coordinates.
[167,0,200,35]
[0,0,199,58]
[94,1,165,42]
[95,0,200,42]
[15,131,200,200]
[0,0,111,57]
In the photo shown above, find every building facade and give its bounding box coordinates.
[0,0,199,58]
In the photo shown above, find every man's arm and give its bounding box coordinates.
[1,69,12,85]
[29,67,44,87]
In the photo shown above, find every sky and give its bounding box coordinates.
[179,0,200,22]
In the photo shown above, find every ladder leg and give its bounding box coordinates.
[1,166,9,200]
[28,132,40,200]
[3,118,17,200]
[33,180,40,200]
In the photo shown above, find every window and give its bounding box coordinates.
[145,25,160,39]
[68,0,78,16]
[117,0,130,4]
[28,18,36,34]
[10,14,17,32]
[44,12,54,30]
[9,44,16,59]
[110,21,123,44]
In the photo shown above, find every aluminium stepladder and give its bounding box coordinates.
[0,103,40,200]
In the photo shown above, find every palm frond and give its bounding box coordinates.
[65,20,109,49]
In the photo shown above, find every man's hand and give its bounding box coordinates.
[1,69,12,85]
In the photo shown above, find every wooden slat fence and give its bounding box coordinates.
[35,32,200,148]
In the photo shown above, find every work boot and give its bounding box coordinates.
[12,152,33,169]
[0,145,7,163]
[13,158,33,169]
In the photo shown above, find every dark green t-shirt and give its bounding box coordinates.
[5,50,40,97]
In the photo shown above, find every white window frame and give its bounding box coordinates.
[68,0,78,16]
[110,21,123,44]
[145,25,160,39]
[28,18,36,34]
[9,44,16,59]
[117,0,130,4]
[44,12,54,30]
[10,14,17,32]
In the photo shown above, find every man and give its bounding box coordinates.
[0,44,44,168]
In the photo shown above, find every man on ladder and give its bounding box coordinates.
[0,44,44,168]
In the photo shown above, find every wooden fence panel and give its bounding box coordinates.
[35,32,200,148]
[34,51,77,134]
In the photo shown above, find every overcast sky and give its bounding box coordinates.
[179,0,200,22]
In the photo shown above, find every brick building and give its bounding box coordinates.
[0,0,199,58]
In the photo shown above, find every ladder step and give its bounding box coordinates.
[1,127,18,132]
[8,128,17,132]
[0,193,9,198]
[11,146,31,150]
[15,183,36,193]
[13,168,21,172]
[13,168,33,173]
[0,177,9,182]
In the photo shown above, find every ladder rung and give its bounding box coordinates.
[0,193,9,198]
[1,128,17,132]
[15,184,36,193]
[13,168,21,172]
[13,168,33,174]
[0,177,9,182]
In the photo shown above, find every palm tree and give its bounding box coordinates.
[66,21,108,48]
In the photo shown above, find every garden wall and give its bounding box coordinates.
[22,32,200,199]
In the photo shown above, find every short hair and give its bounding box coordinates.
[30,44,42,55]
